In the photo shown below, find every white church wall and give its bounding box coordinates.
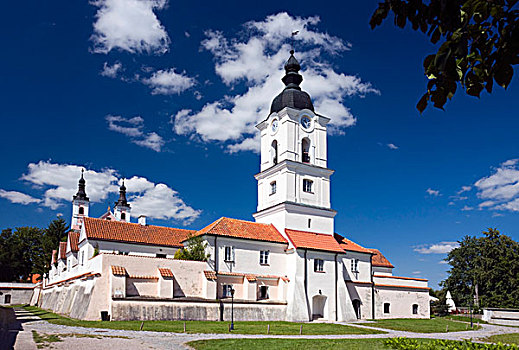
[342,252,372,283]
[374,287,430,319]
[87,239,178,258]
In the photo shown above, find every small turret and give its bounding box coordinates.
[71,169,90,230]
[114,179,131,222]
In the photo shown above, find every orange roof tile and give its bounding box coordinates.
[204,270,217,280]
[51,250,57,264]
[195,217,287,244]
[84,217,195,248]
[285,229,345,253]
[69,231,79,252]
[111,265,127,276]
[334,234,372,254]
[59,242,67,260]
[369,248,394,268]
[158,268,174,278]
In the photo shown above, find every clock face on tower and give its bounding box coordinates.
[271,119,279,133]
[300,116,312,130]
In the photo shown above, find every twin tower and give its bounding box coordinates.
[254,50,336,236]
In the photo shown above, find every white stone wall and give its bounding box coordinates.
[374,286,430,319]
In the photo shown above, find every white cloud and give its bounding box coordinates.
[457,185,472,194]
[90,0,170,54]
[100,61,123,78]
[173,12,377,152]
[17,161,200,223]
[124,176,201,223]
[473,158,519,212]
[438,260,449,265]
[105,115,165,152]
[0,189,41,205]
[426,188,440,196]
[142,68,195,95]
[461,205,473,211]
[387,143,398,150]
[414,242,459,254]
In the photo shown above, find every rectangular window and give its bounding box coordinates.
[384,303,390,314]
[351,259,359,273]
[260,250,269,265]
[270,181,277,195]
[4,295,11,304]
[222,284,233,298]
[224,246,234,262]
[303,179,313,193]
[259,285,269,300]
[314,258,324,272]
[156,253,167,259]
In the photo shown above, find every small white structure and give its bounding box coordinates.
[446,290,457,313]
[41,51,430,321]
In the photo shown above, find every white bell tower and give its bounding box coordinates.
[71,169,90,231]
[253,51,336,235]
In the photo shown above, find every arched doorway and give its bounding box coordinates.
[312,295,327,320]
[352,299,361,319]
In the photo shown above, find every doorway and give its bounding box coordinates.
[352,299,361,319]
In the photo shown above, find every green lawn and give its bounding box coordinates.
[446,315,488,324]
[484,333,519,345]
[188,338,389,350]
[188,338,518,350]
[360,317,480,333]
[23,306,382,335]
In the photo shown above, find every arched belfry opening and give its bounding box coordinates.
[271,140,278,165]
[302,138,310,163]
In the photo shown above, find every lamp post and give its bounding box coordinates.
[230,286,235,331]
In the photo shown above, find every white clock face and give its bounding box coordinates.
[271,119,279,133]
[301,116,312,130]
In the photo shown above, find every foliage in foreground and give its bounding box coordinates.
[385,337,518,350]
[174,234,210,261]
[442,228,519,308]
[370,0,519,112]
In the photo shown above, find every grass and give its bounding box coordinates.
[188,338,390,350]
[32,330,62,349]
[23,306,383,335]
[446,315,488,324]
[360,317,480,333]
[485,333,519,345]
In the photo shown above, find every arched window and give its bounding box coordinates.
[412,304,418,315]
[271,140,278,165]
[302,138,310,163]
[121,212,126,221]
[78,207,84,215]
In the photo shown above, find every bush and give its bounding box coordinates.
[384,337,518,350]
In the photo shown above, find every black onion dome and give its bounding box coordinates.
[73,169,89,201]
[270,50,314,114]
[115,179,130,208]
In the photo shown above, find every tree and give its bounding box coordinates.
[174,235,210,261]
[370,0,519,112]
[430,289,450,316]
[42,217,69,271]
[442,228,519,308]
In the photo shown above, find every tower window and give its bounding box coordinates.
[302,138,310,163]
[303,179,313,193]
[270,181,277,195]
[121,212,126,221]
[78,207,84,215]
[271,140,278,165]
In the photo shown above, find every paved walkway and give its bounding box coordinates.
[5,308,519,349]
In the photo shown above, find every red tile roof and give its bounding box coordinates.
[83,217,195,248]
[59,242,67,260]
[158,268,174,278]
[195,217,287,244]
[69,231,79,252]
[111,265,127,276]
[285,229,345,253]
[51,250,57,264]
[203,270,289,282]
[369,248,394,268]
[334,234,372,254]
[204,270,217,280]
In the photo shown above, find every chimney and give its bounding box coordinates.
[138,215,147,226]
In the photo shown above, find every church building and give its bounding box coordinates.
[42,51,430,322]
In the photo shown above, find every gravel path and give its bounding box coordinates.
[9,308,519,349]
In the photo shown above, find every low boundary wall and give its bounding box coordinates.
[482,308,519,326]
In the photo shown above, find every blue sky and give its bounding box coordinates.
[1,1,518,288]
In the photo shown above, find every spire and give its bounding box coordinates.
[114,178,130,208]
[73,169,89,201]
[281,50,303,89]
[270,50,314,113]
